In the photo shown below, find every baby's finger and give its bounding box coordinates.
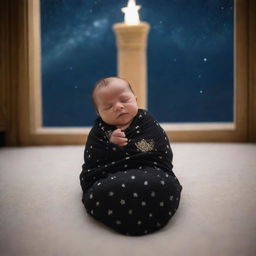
[117,131,126,138]
[110,136,127,145]
[117,137,128,144]
[119,141,128,147]
[112,129,125,138]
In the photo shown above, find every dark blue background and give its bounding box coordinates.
[40,0,234,126]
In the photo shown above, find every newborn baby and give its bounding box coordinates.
[79,77,183,236]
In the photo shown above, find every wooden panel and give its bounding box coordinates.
[1,0,22,144]
[0,0,9,132]
[248,0,256,142]
[4,0,28,145]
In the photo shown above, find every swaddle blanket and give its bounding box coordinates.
[80,109,182,192]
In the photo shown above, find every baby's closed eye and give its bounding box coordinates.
[103,105,112,110]
[120,96,130,103]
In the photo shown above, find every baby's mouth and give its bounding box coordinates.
[118,112,129,118]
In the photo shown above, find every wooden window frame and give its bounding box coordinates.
[4,0,256,145]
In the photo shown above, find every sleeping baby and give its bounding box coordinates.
[79,77,183,236]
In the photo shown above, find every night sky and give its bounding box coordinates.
[40,0,234,127]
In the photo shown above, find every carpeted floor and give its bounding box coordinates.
[0,143,256,256]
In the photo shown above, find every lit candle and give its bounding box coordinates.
[113,0,150,109]
[121,0,141,25]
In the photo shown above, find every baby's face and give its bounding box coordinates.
[95,79,138,129]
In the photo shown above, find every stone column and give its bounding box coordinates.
[113,22,150,109]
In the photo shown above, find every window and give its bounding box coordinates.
[18,0,249,144]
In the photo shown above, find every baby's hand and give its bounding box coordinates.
[110,129,128,147]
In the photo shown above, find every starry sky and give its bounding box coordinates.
[40,0,234,126]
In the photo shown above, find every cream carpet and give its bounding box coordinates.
[0,143,256,256]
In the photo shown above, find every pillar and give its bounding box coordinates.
[113,22,150,109]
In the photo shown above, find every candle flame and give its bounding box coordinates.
[121,0,141,25]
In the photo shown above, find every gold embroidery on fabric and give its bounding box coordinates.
[135,139,155,152]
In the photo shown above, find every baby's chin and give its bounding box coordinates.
[115,115,137,129]
[115,121,133,130]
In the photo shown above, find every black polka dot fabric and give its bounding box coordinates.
[83,168,182,236]
[79,109,183,236]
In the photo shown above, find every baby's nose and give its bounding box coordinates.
[114,102,124,111]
